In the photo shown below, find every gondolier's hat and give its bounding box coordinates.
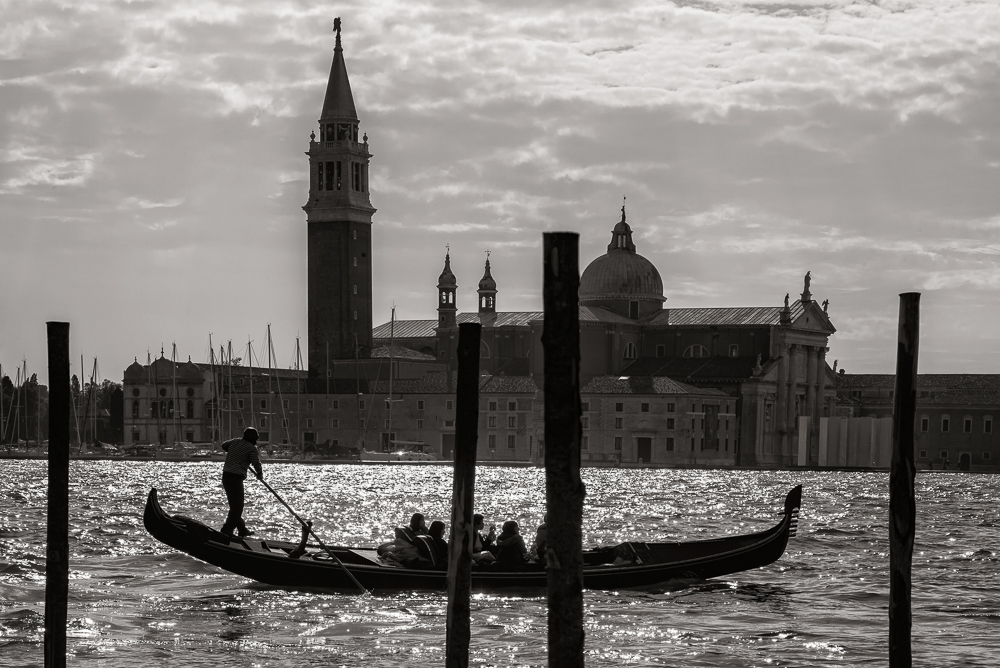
[243,426,259,442]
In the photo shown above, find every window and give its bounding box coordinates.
[132,400,139,418]
[623,342,637,359]
[508,401,517,411]
[417,400,424,410]
[666,437,675,451]
[920,417,929,432]
[919,450,927,458]
[851,390,862,398]
[508,416,517,428]
[159,431,167,445]
[582,436,589,450]
[700,419,705,430]
[282,418,289,428]
[939,450,948,459]
[507,435,516,449]
[260,399,267,409]
[238,399,245,409]
[384,420,389,428]
[964,417,973,434]
[581,402,589,412]
[332,400,339,409]
[133,431,141,443]
[629,301,639,319]
[306,418,314,428]
[986,417,993,434]
[359,419,365,428]
[489,416,497,428]
[447,400,454,410]
[331,419,339,428]
[641,403,649,413]
[942,417,950,433]
[656,344,665,358]
[260,417,268,428]
[615,403,624,412]
[185,431,194,442]
[283,400,289,409]
[488,435,496,448]
[417,419,424,429]
[444,420,454,427]
[984,452,992,460]
[667,418,675,429]
[614,437,623,450]
[488,401,497,411]
[359,400,365,410]
[167,400,174,418]
[683,344,709,358]
[667,402,675,413]
[615,417,623,429]
[700,437,705,449]
[307,400,314,410]
[729,344,738,357]
[237,417,243,427]
[582,417,589,429]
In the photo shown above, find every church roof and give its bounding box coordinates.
[373,306,640,340]
[371,345,437,361]
[321,26,359,121]
[620,356,759,382]
[581,375,730,396]
[645,301,807,327]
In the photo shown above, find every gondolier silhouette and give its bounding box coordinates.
[220,427,264,537]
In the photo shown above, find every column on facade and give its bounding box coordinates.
[805,346,817,427]
[785,345,798,460]
[816,347,828,421]
[775,346,787,435]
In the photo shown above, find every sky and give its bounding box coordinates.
[2,0,999,386]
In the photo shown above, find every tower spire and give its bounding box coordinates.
[478,250,497,314]
[437,247,458,328]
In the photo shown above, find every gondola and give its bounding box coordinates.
[143,485,801,592]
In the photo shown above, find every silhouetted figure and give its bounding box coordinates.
[220,427,263,537]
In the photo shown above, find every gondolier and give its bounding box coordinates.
[220,427,264,538]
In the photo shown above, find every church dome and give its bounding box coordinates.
[579,206,665,305]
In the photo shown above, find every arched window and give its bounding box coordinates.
[186,400,194,419]
[623,342,637,359]
[683,344,709,358]
[132,400,139,418]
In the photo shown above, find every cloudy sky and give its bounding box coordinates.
[2,0,999,385]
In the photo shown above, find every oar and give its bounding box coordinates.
[256,477,369,595]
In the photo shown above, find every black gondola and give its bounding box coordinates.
[143,485,801,592]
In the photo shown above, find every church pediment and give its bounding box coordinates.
[789,300,836,334]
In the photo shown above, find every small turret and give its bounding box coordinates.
[437,248,457,328]
[477,251,497,314]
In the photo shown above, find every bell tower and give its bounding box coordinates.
[436,248,458,328]
[304,18,377,378]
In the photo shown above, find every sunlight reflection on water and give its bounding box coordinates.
[1,461,999,666]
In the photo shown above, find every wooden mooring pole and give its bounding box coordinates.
[890,293,919,668]
[542,232,585,668]
[446,322,482,668]
[45,322,70,668]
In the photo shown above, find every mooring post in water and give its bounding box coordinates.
[45,322,70,668]
[890,293,919,668]
[542,232,585,668]
[446,322,482,668]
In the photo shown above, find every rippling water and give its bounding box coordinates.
[1,461,997,666]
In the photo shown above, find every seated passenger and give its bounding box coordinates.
[493,520,528,565]
[530,514,548,563]
[412,520,449,569]
[473,514,496,564]
[377,512,429,559]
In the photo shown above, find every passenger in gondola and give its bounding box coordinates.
[472,514,497,563]
[530,514,547,563]
[494,520,528,565]
[377,512,429,559]
[219,426,263,538]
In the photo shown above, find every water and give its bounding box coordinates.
[1,462,997,667]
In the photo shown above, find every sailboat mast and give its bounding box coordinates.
[209,333,218,445]
[387,305,395,451]
[295,337,302,456]
[249,336,255,429]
